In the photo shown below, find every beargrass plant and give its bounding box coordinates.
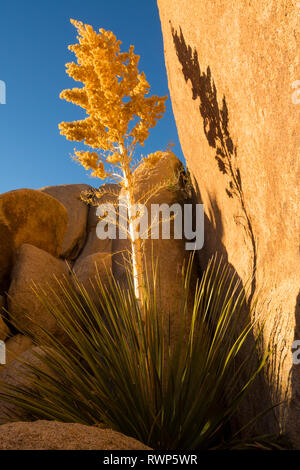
[0,256,280,450]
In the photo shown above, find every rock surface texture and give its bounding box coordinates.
[157,0,300,445]
[0,188,68,293]
[8,244,70,341]
[0,347,50,424]
[40,184,91,260]
[4,335,33,365]
[0,420,150,450]
[77,183,120,260]
[0,295,9,341]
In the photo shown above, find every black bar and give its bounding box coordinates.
[0,450,297,466]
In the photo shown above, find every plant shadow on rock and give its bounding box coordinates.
[171,24,257,307]
[170,24,281,439]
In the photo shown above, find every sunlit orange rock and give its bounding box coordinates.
[158,0,300,445]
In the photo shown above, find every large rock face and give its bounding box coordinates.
[8,244,70,341]
[0,189,68,293]
[78,183,120,260]
[0,347,50,423]
[158,0,300,444]
[40,184,91,260]
[73,252,112,305]
[0,420,150,450]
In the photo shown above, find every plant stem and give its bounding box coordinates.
[120,145,145,311]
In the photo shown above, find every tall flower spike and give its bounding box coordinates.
[59,19,169,308]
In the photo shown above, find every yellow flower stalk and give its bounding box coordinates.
[59,19,168,306]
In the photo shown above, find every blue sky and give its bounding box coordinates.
[0,0,184,193]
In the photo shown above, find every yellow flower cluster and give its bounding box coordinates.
[59,19,168,169]
[73,150,107,178]
[106,152,121,164]
[143,151,165,168]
